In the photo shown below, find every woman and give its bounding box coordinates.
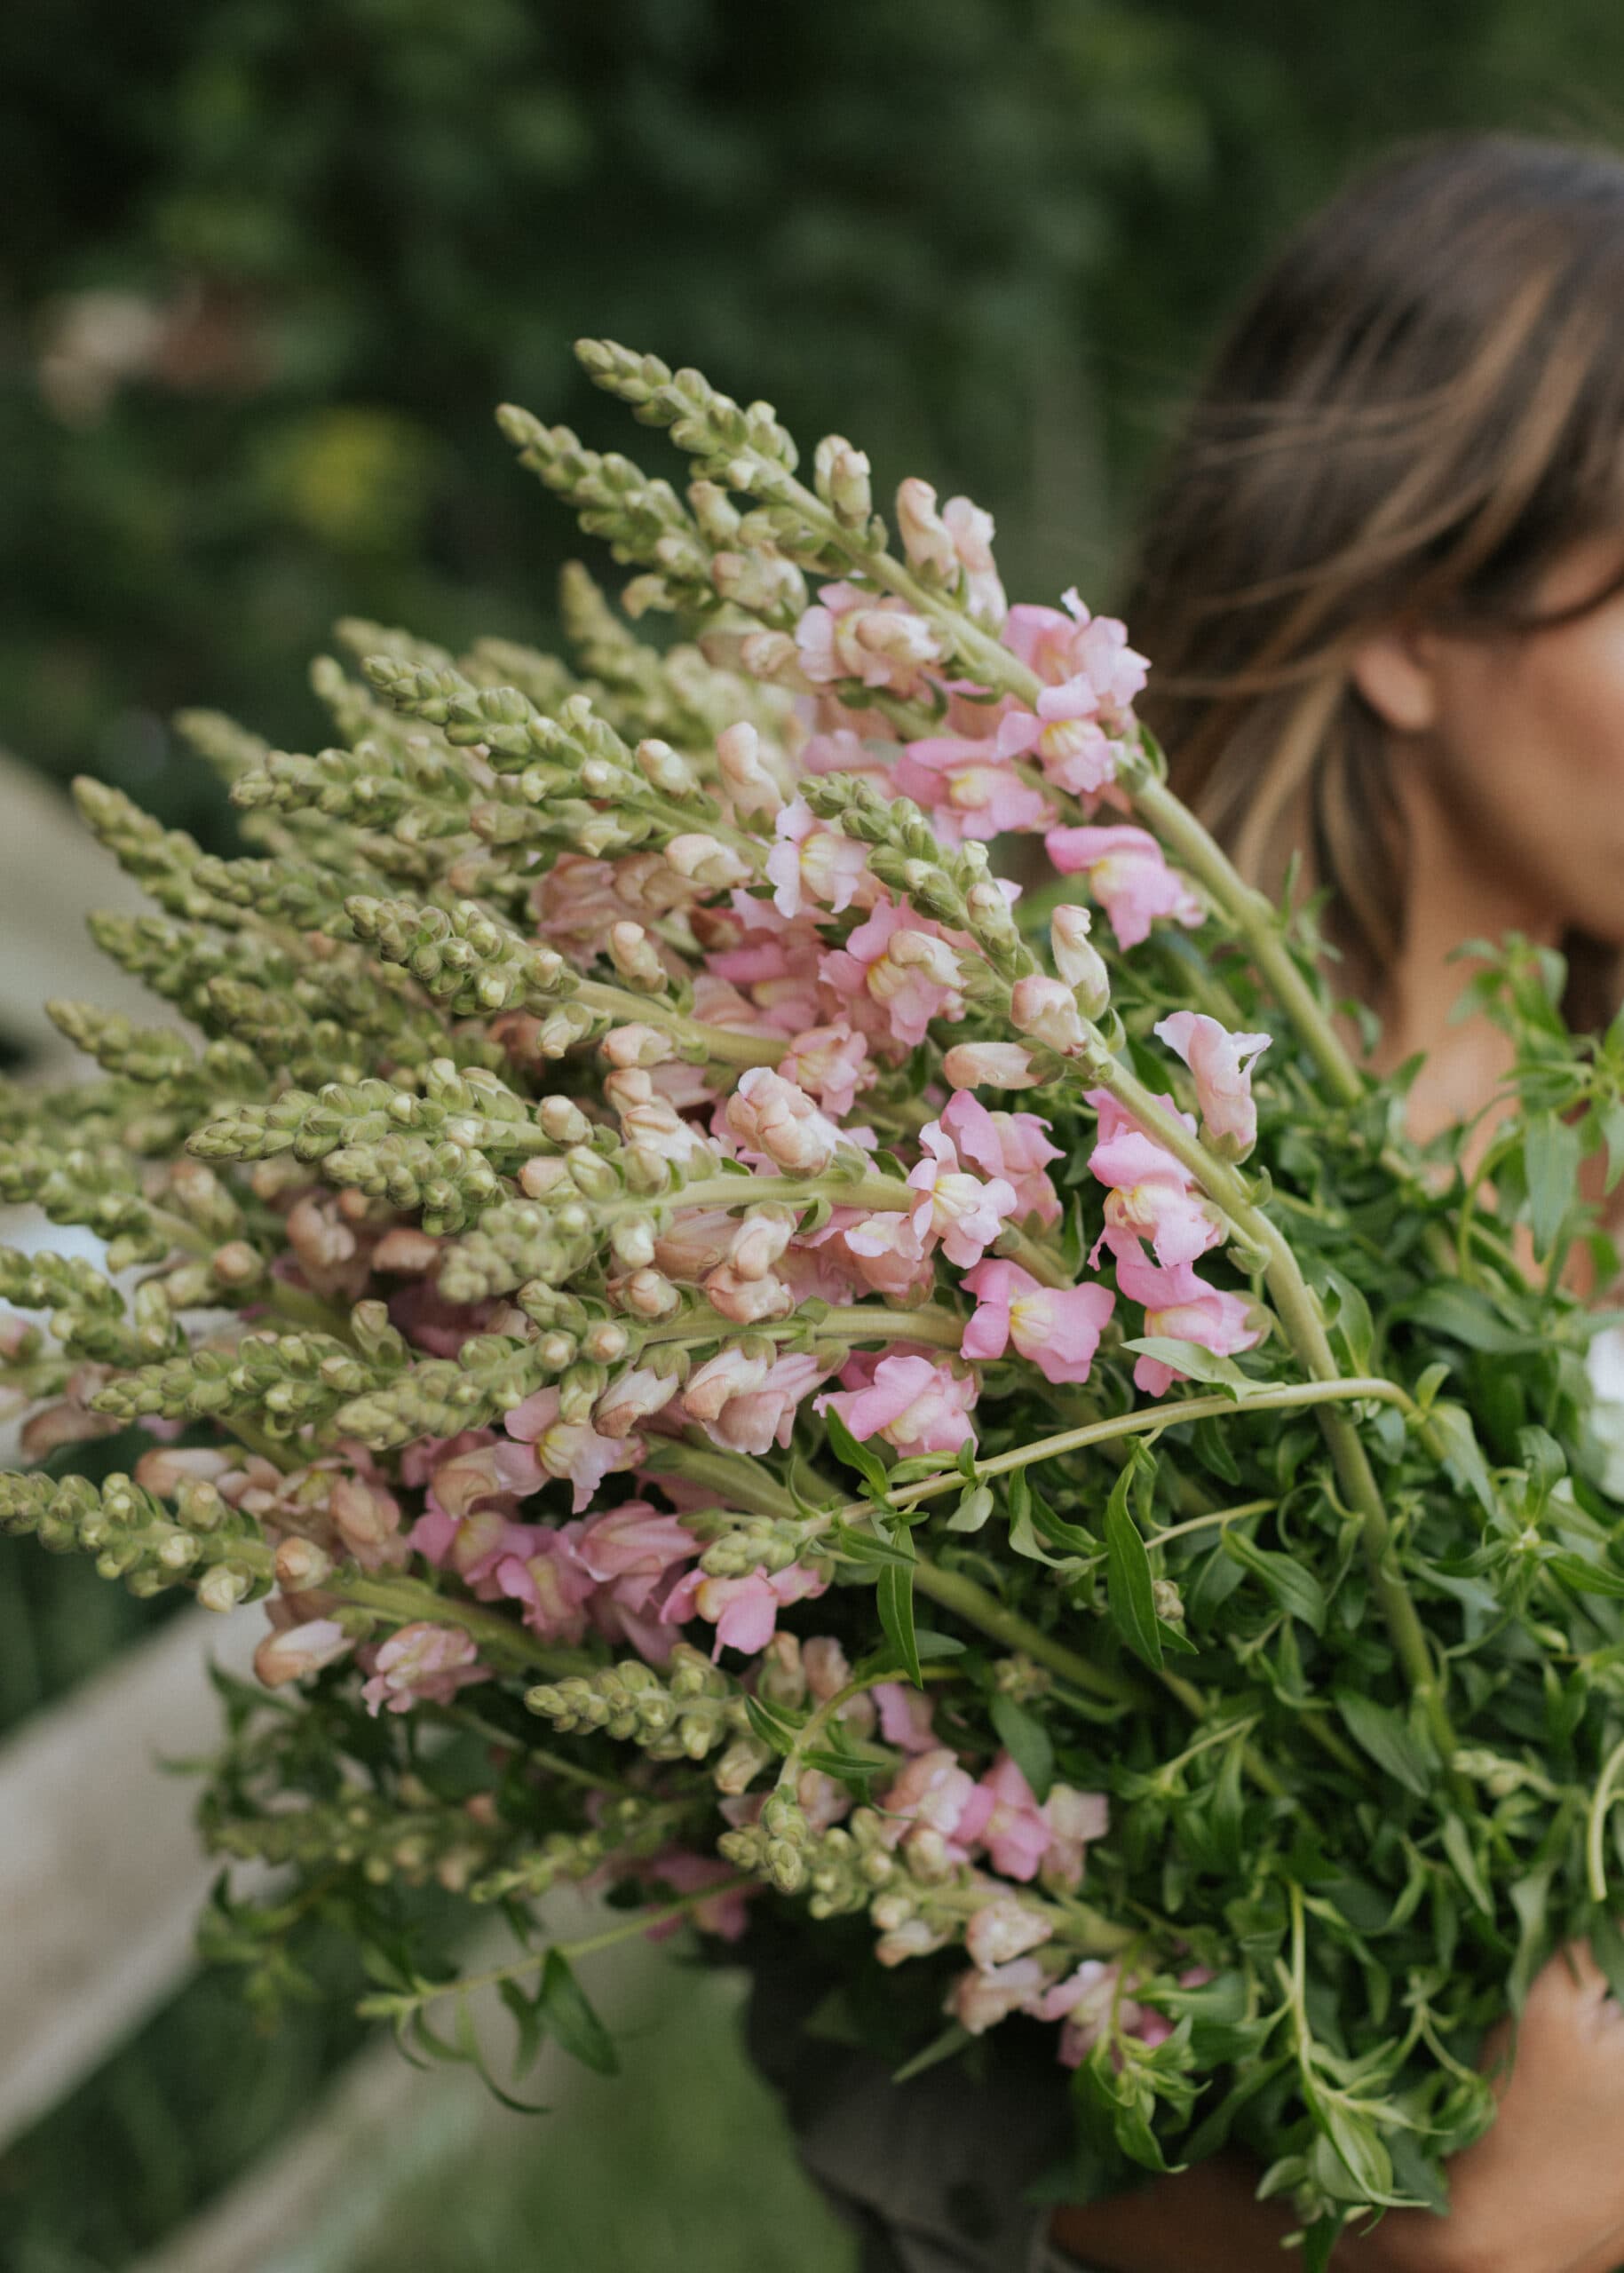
[749,134,1624,2273]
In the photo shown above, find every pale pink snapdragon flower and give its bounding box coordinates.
[816,1352,978,1458]
[964,1895,1056,1970]
[1088,1126,1219,1272]
[907,1121,1018,1267]
[1044,824,1203,950]
[592,1366,684,1439]
[644,1849,757,1941]
[1112,1242,1263,1395]
[724,1065,844,1176]
[779,1020,873,1118]
[879,1746,992,1849]
[1154,1011,1271,1158]
[893,739,1053,843]
[795,581,946,697]
[873,1682,938,1754]
[1003,589,1149,725]
[951,1955,1051,2035]
[960,1258,1114,1386]
[939,1091,1063,1227]
[765,796,875,918]
[1010,972,1089,1056]
[503,1388,643,1513]
[715,721,785,820]
[812,1205,938,1301]
[360,1621,487,1716]
[820,899,963,1049]
[941,1041,1039,1091]
[255,1616,351,1689]
[680,1348,829,1456]
[495,1526,598,1643]
[659,1559,828,1657]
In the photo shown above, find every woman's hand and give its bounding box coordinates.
[1050,1942,1624,2273]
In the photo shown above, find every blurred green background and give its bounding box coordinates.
[0,2,1619,2266]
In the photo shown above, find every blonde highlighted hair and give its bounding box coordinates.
[1126,134,1624,1029]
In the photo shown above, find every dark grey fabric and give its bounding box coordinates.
[742,1947,1089,2273]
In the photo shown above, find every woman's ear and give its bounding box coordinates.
[1348,624,1439,734]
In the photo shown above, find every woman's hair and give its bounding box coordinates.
[1125,133,1624,1028]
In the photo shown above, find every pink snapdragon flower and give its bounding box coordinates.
[765,796,875,918]
[779,1020,872,1117]
[1154,1011,1271,1157]
[960,1258,1114,1385]
[796,582,946,697]
[576,1502,700,1590]
[820,899,963,1049]
[1040,1786,1111,1892]
[964,1897,1056,1970]
[680,1348,828,1456]
[907,1121,1018,1267]
[880,1747,993,1850]
[939,1091,1062,1227]
[660,1560,828,1657]
[941,1041,1039,1091]
[874,1682,938,1754]
[1003,590,1149,724]
[644,1849,757,1942]
[952,1956,1051,2035]
[894,739,1053,843]
[1113,1244,1262,1395]
[255,1617,351,1689]
[977,1753,1056,1881]
[503,1390,642,1513]
[495,1527,598,1643]
[1010,973,1088,1056]
[895,479,1008,624]
[1043,825,1203,950]
[817,1353,978,1457]
[412,1501,535,1601]
[1088,1128,1219,1271]
[812,1206,938,1301]
[360,1622,487,1716]
[1034,1960,1124,2066]
[724,1066,844,1176]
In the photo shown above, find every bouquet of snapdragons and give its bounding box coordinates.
[6,341,1624,2262]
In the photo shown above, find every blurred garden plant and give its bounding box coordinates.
[4,342,1624,2266]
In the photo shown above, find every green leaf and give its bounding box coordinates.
[990,1693,1054,1802]
[891,2022,971,2085]
[1222,1530,1327,1634]
[1403,1284,1539,1353]
[877,1555,923,1688]
[1524,1113,1583,1257]
[1324,1267,1375,1376]
[744,1693,800,1755]
[946,1483,994,1532]
[1441,1812,1494,1918]
[1121,1336,1256,1392]
[911,1628,967,1661]
[1600,1100,1624,1194]
[823,1406,890,1498]
[539,1949,618,2076]
[830,1517,915,1567]
[1104,1453,1161,1669]
[497,1977,546,2077]
[1426,1403,1496,1515]
[1547,1552,1624,1600]
[1333,1689,1433,1798]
